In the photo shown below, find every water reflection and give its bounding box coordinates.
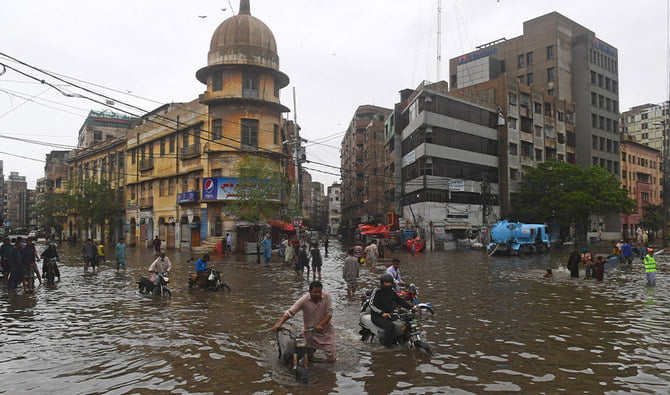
[1,241,669,392]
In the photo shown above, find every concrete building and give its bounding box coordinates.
[391,81,500,245]
[340,105,392,236]
[3,171,28,230]
[620,102,669,154]
[327,183,341,235]
[77,109,137,149]
[449,11,621,233]
[620,140,662,237]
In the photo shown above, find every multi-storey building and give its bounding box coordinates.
[4,171,28,230]
[620,140,662,237]
[77,109,137,149]
[621,102,669,154]
[449,11,621,233]
[66,135,128,242]
[340,105,391,236]
[390,81,500,244]
[327,183,341,235]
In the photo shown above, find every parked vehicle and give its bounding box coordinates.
[487,220,551,256]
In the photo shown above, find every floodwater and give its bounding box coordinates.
[1,240,669,393]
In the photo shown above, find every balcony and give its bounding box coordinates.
[138,197,154,208]
[181,144,200,159]
[139,158,154,171]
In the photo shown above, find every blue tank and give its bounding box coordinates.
[487,220,551,255]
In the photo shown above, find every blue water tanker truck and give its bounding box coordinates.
[487,220,551,255]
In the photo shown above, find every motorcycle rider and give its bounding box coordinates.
[148,250,172,285]
[41,243,61,281]
[369,273,418,347]
[195,254,210,283]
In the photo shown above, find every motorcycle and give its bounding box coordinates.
[138,272,171,296]
[42,257,60,284]
[397,283,422,305]
[276,327,320,384]
[359,289,434,356]
[188,269,231,291]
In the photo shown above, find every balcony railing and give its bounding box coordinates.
[138,197,153,208]
[181,144,200,159]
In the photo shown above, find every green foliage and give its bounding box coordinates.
[73,178,121,232]
[511,161,635,239]
[640,204,663,233]
[34,192,71,234]
[228,157,286,224]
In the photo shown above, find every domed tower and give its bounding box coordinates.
[196,0,289,157]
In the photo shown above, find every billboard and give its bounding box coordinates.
[202,177,280,201]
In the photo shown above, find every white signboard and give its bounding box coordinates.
[403,150,416,166]
[448,179,465,191]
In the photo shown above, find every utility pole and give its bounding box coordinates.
[436,0,442,81]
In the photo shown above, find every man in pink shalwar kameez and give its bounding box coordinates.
[271,281,336,362]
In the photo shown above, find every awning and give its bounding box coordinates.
[360,225,388,235]
[270,220,295,232]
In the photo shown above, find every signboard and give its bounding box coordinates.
[403,150,416,166]
[177,191,198,204]
[433,226,445,240]
[399,218,406,229]
[202,177,278,201]
[293,218,303,227]
[457,47,497,64]
[448,179,465,191]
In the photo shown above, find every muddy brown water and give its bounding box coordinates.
[1,240,669,393]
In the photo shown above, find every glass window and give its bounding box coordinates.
[547,67,555,82]
[242,73,259,98]
[212,119,222,140]
[212,73,223,91]
[527,73,534,84]
[546,45,554,60]
[241,119,259,149]
[517,54,524,68]
[526,52,533,66]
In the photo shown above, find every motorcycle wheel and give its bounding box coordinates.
[214,280,222,291]
[414,340,433,356]
[160,287,171,297]
[295,365,308,384]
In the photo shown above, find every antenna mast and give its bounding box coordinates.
[437,0,442,81]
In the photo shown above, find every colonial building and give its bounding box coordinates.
[77,109,137,149]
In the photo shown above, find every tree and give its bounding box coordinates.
[72,178,121,243]
[639,204,663,241]
[227,157,287,262]
[511,161,635,242]
[34,191,71,238]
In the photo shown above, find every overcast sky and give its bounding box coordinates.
[0,0,668,189]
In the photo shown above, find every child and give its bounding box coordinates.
[543,268,554,278]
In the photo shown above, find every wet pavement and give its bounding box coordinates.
[1,239,669,393]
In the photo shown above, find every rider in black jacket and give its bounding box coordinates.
[369,273,418,347]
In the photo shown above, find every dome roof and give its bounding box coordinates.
[205,0,279,71]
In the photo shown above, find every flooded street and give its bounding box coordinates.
[2,240,669,393]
